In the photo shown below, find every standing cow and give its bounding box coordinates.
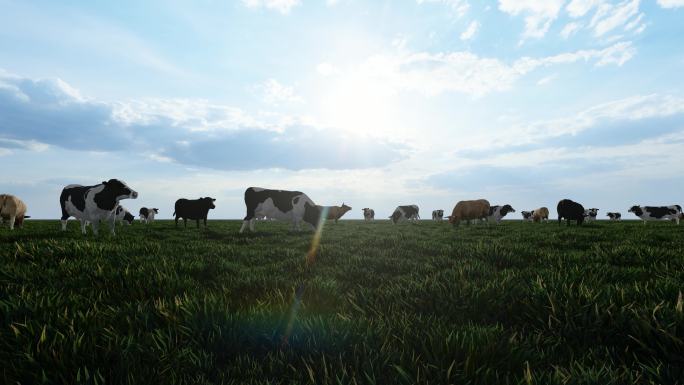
[557,199,585,226]
[139,207,159,224]
[174,198,216,228]
[362,208,375,221]
[390,205,420,224]
[487,204,515,223]
[240,187,321,233]
[448,199,490,227]
[0,194,29,230]
[60,179,138,235]
[584,208,599,223]
[628,205,681,225]
[318,203,351,223]
[606,212,621,221]
[532,207,550,223]
[114,205,135,225]
[432,210,444,221]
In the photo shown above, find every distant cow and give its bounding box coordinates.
[606,212,621,221]
[628,205,681,225]
[362,208,375,221]
[139,207,159,224]
[0,194,28,230]
[448,199,490,227]
[318,203,351,223]
[532,207,550,223]
[390,205,420,224]
[240,187,321,233]
[174,197,216,228]
[584,208,599,223]
[557,199,585,226]
[60,179,138,235]
[432,209,444,221]
[487,204,515,223]
[114,205,135,225]
[521,211,533,221]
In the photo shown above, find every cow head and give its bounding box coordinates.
[585,208,599,217]
[202,197,216,209]
[521,211,533,220]
[123,211,135,225]
[390,210,402,224]
[153,208,159,214]
[103,179,138,200]
[341,203,352,213]
[501,204,515,215]
[628,205,642,215]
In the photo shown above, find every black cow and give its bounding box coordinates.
[557,199,585,226]
[174,197,216,228]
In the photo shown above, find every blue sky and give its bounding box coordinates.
[1,0,683,219]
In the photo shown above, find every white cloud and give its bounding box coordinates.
[255,79,304,105]
[416,0,470,18]
[242,0,302,14]
[536,74,557,85]
[589,0,641,37]
[316,62,339,76]
[566,0,602,18]
[657,0,684,8]
[460,20,480,40]
[560,22,583,38]
[498,0,565,39]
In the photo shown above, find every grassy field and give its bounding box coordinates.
[1,219,683,384]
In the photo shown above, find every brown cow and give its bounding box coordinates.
[448,199,490,227]
[532,207,550,223]
[0,194,28,230]
[317,203,352,223]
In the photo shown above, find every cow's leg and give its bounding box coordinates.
[249,219,255,232]
[8,216,15,230]
[91,220,100,236]
[109,216,116,235]
[204,217,207,227]
[174,217,178,227]
[239,220,248,233]
[184,218,187,228]
[196,219,200,228]
[79,220,87,234]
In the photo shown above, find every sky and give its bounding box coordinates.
[1,0,683,220]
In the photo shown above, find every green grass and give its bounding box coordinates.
[1,219,683,385]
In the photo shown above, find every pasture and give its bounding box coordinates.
[1,220,683,384]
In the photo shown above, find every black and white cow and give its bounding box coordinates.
[628,205,682,224]
[114,205,135,225]
[432,209,444,221]
[521,210,533,222]
[584,208,599,223]
[488,204,515,223]
[139,207,159,224]
[239,187,321,233]
[60,179,138,235]
[362,208,375,221]
[390,205,419,224]
[606,212,621,221]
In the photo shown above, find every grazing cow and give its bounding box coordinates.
[628,205,681,225]
[139,207,159,224]
[0,194,29,230]
[532,207,550,223]
[362,208,375,221]
[606,212,621,221]
[174,197,216,228]
[318,203,351,223]
[557,199,585,226]
[114,205,135,225]
[447,199,490,227]
[432,209,444,221]
[487,204,515,223]
[240,187,321,233]
[60,179,138,235]
[521,211,534,222]
[390,205,420,224]
[584,208,599,223]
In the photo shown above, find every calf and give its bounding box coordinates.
[174,197,216,228]
[139,207,159,224]
[487,204,515,223]
[114,205,135,225]
[432,209,444,221]
[584,208,599,223]
[0,194,29,230]
[362,208,375,221]
[532,207,549,223]
[390,205,420,224]
[60,179,138,235]
[606,212,621,221]
[318,203,351,223]
[628,205,681,225]
[448,199,490,227]
[557,199,585,226]
[521,211,533,222]
[240,187,321,233]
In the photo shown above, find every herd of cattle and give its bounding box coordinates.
[0,179,683,235]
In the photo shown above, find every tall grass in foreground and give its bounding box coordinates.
[1,220,683,384]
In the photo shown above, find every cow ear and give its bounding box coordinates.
[102,181,108,185]
[212,198,216,201]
